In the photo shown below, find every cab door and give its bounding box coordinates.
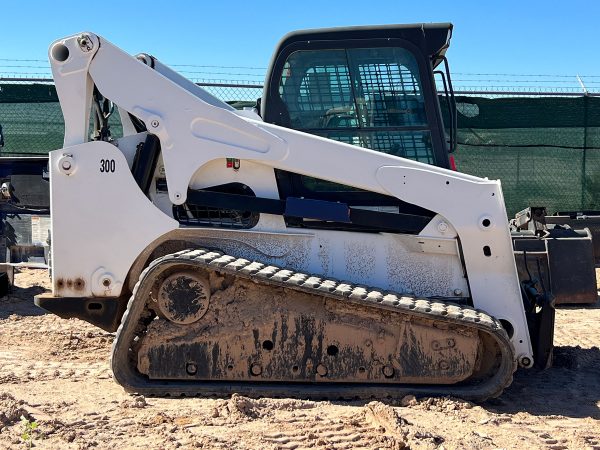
[262,40,448,228]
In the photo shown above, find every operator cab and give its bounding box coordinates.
[260,24,456,228]
[262,24,455,166]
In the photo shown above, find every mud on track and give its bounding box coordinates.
[0,269,598,449]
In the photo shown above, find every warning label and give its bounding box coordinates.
[31,216,51,246]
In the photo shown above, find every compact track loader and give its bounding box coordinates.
[35,25,555,401]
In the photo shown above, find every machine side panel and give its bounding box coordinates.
[49,141,177,298]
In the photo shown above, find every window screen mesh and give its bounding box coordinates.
[280,51,357,129]
[315,130,434,163]
[349,48,426,128]
[278,47,434,168]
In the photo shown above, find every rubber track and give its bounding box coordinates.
[111,249,517,402]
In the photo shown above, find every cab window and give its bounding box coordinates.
[278,47,434,192]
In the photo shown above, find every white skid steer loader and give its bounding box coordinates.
[35,25,552,401]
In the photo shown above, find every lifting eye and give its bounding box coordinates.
[483,246,492,257]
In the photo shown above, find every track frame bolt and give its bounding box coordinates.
[250,364,262,376]
[186,362,197,375]
[519,356,533,368]
[316,364,328,377]
[382,366,394,378]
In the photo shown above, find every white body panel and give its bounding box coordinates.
[49,141,177,297]
[48,32,533,364]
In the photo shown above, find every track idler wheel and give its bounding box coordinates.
[156,271,210,325]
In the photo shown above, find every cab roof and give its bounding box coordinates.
[272,23,453,69]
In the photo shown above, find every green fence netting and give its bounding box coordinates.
[451,95,600,215]
[1,81,600,216]
[0,83,124,153]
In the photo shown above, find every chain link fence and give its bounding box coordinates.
[0,80,62,154]
[1,77,600,215]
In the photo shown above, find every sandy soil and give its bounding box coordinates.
[0,269,598,450]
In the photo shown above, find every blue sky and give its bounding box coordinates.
[1,0,599,87]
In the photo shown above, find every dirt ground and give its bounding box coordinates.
[0,269,598,450]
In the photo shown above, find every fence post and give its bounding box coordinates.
[581,94,590,209]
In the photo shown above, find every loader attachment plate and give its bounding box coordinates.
[112,249,516,401]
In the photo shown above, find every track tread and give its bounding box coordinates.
[111,249,516,401]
